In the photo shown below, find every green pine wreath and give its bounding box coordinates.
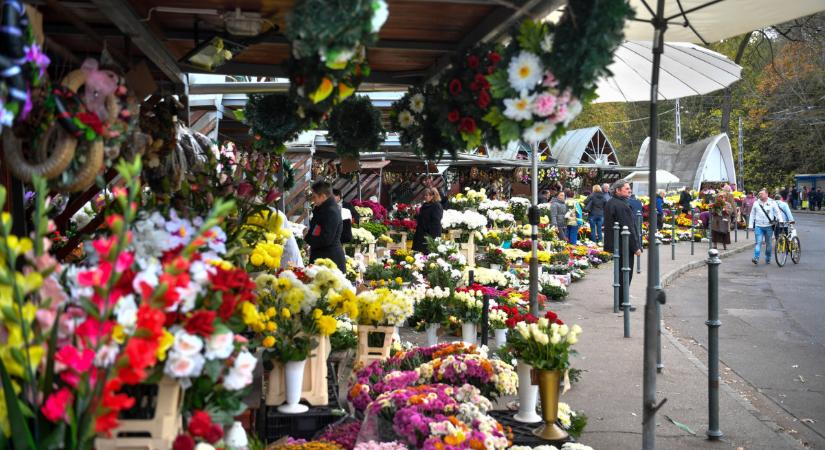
[239,93,312,154]
[326,95,385,159]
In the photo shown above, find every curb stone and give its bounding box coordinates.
[661,242,755,288]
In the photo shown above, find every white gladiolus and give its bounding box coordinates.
[550,332,561,345]
[559,324,569,336]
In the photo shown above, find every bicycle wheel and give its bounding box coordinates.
[774,235,788,267]
[791,236,801,264]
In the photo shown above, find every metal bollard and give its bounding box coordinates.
[480,294,489,347]
[636,211,642,274]
[621,226,631,338]
[706,249,723,440]
[734,216,738,243]
[655,240,664,373]
[690,208,696,256]
[671,210,677,260]
[613,222,620,313]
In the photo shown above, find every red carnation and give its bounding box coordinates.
[449,79,462,96]
[185,310,216,337]
[188,410,213,438]
[488,51,502,64]
[458,117,477,134]
[447,110,460,123]
[173,435,196,450]
[477,90,491,109]
[466,55,480,69]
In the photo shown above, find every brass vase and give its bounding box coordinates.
[533,369,569,441]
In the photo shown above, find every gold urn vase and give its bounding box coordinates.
[532,369,569,441]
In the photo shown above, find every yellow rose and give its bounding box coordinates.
[281,308,291,319]
[266,321,277,332]
[262,336,276,348]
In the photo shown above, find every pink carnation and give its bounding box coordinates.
[532,93,557,117]
[542,71,558,87]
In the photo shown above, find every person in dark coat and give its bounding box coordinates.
[628,193,643,216]
[584,184,607,242]
[333,188,356,244]
[305,181,346,271]
[412,187,444,253]
[604,180,641,311]
[679,187,693,214]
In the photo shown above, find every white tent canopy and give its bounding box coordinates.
[625,169,680,184]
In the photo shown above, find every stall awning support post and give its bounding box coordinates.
[528,141,540,317]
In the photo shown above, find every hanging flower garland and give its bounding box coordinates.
[483,0,632,147]
[390,85,451,161]
[433,43,503,151]
[326,95,386,159]
[237,93,313,154]
[286,0,389,115]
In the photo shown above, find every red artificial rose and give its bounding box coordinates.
[185,310,216,337]
[447,110,460,123]
[474,73,490,90]
[449,79,462,96]
[173,435,196,450]
[188,410,213,438]
[488,51,501,64]
[477,90,491,109]
[466,55,480,69]
[217,295,238,321]
[487,65,496,75]
[76,112,106,135]
[204,423,224,443]
[469,81,480,92]
[458,117,477,134]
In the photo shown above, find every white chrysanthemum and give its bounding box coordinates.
[370,0,389,33]
[398,109,414,128]
[503,92,535,121]
[507,51,543,92]
[523,120,556,143]
[410,93,425,113]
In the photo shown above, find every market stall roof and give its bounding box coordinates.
[550,126,619,166]
[635,133,735,193]
[41,0,565,89]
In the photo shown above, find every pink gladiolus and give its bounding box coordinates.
[41,388,73,423]
[236,182,254,198]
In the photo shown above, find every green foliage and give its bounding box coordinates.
[330,328,358,352]
[242,94,311,154]
[390,85,453,161]
[327,95,386,159]
[358,221,388,237]
[517,20,546,54]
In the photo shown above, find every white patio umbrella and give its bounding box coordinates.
[594,41,741,103]
[624,169,680,184]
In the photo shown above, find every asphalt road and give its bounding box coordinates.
[663,213,825,448]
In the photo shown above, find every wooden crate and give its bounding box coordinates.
[95,378,182,450]
[356,325,396,367]
[265,336,330,407]
[386,231,408,252]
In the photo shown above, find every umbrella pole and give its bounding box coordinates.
[529,141,539,316]
[644,2,666,450]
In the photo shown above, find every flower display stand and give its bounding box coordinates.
[356,325,396,367]
[266,336,329,407]
[359,243,377,265]
[386,231,407,252]
[95,377,182,450]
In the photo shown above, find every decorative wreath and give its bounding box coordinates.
[326,95,385,159]
[390,85,451,161]
[239,93,311,154]
[282,158,296,192]
[433,43,503,151]
[285,0,388,115]
[483,0,632,148]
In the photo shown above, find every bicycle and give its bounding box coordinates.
[773,222,801,267]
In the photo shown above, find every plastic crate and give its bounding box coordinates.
[264,405,342,442]
[489,410,575,448]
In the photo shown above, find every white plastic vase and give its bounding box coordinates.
[426,323,439,347]
[461,322,477,346]
[494,328,507,348]
[226,421,249,449]
[278,359,309,414]
[514,360,542,423]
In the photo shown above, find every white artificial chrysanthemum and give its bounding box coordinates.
[507,51,543,92]
[503,92,535,121]
[371,0,389,33]
[410,93,425,113]
[398,110,414,128]
[523,120,555,143]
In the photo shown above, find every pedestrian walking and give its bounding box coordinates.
[791,186,799,209]
[748,189,782,265]
[710,191,733,250]
[333,188,354,245]
[773,195,795,239]
[604,180,641,310]
[801,186,809,210]
[817,188,823,211]
[584,184,607,242]
[656,190,665,229]
[305,181,347,271]
[550,192,568,241]
[679,186,693,214]
[412,187,444,253]
[742,191,756,224]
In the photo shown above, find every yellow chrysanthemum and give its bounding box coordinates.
[262,336,276,348]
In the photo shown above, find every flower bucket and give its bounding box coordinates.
[490,263,502,271]
[514,361,542,423]
[278,359,310,414]
[494,328,507,348]
[356,325,396,367]
[426,323,439,347]
[461,322,477,346]
[266,335,329,406]
[533,369,569,440]
[94,377,182,450]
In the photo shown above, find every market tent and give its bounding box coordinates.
[624,169,680,184]
[550,127,620,166]
[636,134,736,194]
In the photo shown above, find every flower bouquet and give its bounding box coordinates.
[447,187,488,210]
[478,199,511,214]
[486,208,516,228]
[351,226,377,246]
[352,199,388,221]
[509,197,531,222]
[417,353,518,400]
[509,320,581,371]
[486,246,508,269]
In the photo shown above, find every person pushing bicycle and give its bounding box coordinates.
[773,195,795,239]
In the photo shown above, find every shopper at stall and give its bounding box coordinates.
[656,190,665,229]
[565,194,583,245]
[604,180,641,310]
[412,187,444,253]
[333,188,354,244]
[305,181,346,271]
[679,186,693,214]
[584,184,607,242]
[550,192,568,240]
[710,191,733,251]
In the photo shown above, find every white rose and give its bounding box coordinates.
[165,351,205,378]
[204,332,235,360]
[550,332,561,344]
[571,324,583,334]
[173,330,204,356]
[223,367,253,390]
[233,349,258,377]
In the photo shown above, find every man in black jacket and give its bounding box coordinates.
[679,187,693,214]
[604,180,641,311]
[305,181,347,271]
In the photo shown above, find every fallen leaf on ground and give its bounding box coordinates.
[801,418,816,424]
[665,415,696,435]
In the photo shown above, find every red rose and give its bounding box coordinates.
[185,310,216,337]
[173,435,196,450]
[204,423,224,443]
[487,65,495,75]
[188,410,213,438]
[458,117,477,134]
[477,90,491,109]
[474,73,490,90]
[76,112,106,135]
[217,295,238,321]
[466,55,480,69]
[449,79,462,96]
[447,110,460,123]
[469,81,480,92]
[488,51,501,64]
